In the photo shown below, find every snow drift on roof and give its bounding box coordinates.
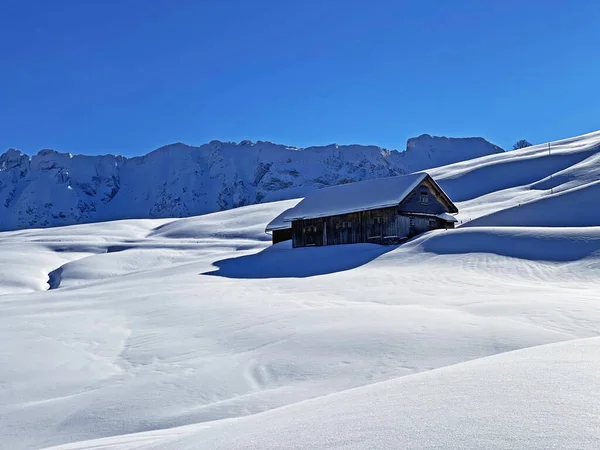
[286,172,428,221]
[265,207,295,232]
[409,212,459,223]
[436,212,458,223]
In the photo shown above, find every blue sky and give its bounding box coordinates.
[1,0,599,156]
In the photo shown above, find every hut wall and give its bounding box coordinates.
[397,214,436,237]
[291,208,454,248]
[272,228,292,244]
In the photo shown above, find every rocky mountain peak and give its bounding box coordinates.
[0,136,503,231]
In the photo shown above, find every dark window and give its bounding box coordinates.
[335,222,353,229]
[420,193,429,205]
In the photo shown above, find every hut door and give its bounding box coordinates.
[305,225,316,246]
[408,216,416,237]
[368,216,383,242]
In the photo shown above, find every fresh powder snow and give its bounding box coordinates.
[0,130,599,449]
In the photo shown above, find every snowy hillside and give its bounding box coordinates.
[430,130,600,226]
[1,130,600,449]
[0,135,503,231]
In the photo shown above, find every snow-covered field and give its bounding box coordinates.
[1,131,599,449]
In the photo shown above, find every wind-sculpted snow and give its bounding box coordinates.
[429,130,600,225]
[0,136,503,231]
[143,337,600,450]
[464,180,600,228]
[410,226,600,262]
[1,130,600,449]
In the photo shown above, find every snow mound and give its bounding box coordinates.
[42,337,600,450]
[182,337,600,450]
[409,226,600,262]
[0,244,75,294]
[465,179,600,228]
[148,200,299,241]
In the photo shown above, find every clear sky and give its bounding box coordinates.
[1,0,599,156]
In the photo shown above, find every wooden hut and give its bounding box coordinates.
[265,172,458,247]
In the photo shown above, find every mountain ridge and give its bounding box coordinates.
[0,135,504,231]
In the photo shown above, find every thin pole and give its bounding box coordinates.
[549,143,553,194]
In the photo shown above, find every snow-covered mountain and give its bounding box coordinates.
[0,135,503,231]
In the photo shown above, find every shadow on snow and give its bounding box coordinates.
[202,241,397,279]
[418,228,600,262]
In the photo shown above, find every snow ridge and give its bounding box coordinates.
[0,136,503,231]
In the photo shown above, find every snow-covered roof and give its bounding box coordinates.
[410,212,459,223]
[436,212,458,223]
[265,208,294,232]
[286,172,428,221]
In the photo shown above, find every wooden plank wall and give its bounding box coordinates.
[322,211,363,246]
[361,207,399,243]
[293,206,415,247]
[292,218,324,247]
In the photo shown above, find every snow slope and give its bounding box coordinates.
[430,130,600,225]
[1,130,600,449]
[0,136,503,231]
[51,337,600,450]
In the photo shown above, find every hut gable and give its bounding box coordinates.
[399,176,458,215]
